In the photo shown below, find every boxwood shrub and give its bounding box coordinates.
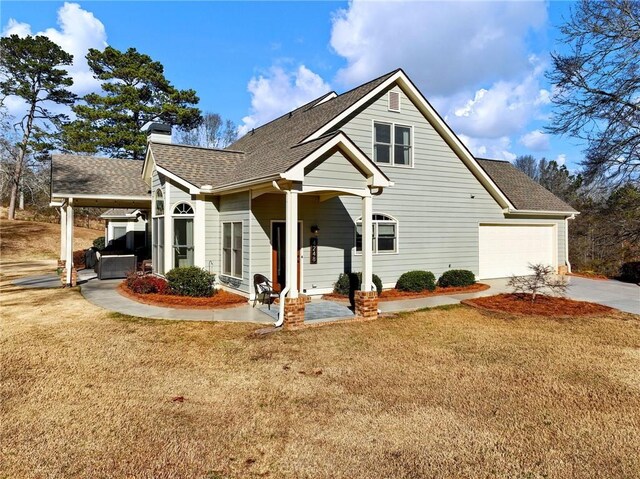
[334,272,383,296]
[165,266,216,297]
[438,269,476,288]
[396,270,436,292]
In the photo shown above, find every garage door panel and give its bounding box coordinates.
[479,225,555,279]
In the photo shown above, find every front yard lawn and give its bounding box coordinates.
[2,260,639,478]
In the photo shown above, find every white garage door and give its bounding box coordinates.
[479,225,556,279]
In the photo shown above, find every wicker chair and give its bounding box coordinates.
[253,274,279,309]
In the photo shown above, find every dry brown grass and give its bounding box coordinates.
[2,221,640,478]
[0,218,100,260]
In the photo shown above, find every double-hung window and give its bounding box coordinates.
[223,222,243,278]
[373,122,412,166]
[355,214,398,254]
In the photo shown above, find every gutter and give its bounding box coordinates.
[503,208,580,217]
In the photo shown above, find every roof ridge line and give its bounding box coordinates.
[151,142,245,155]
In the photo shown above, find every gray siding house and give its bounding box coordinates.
[51,69,577,322]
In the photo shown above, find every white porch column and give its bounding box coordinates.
[65,199,74,285]
[59,205,67,261]
[164,181,172,272]
[193,196,206,268]
[286,189,299,298]
[361,194,373,292]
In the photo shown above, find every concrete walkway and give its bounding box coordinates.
[80,278,273,323]
[13,270,639,321]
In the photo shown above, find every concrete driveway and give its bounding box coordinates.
[565,276,639,314]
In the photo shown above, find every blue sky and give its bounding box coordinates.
[2,1,585,170]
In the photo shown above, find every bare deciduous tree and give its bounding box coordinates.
[507,264,568,302]
[546,0,640,185]
[175,113,237,149]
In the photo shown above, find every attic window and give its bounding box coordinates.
[388,91,401,112]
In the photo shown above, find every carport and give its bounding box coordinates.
[50,154,151,286]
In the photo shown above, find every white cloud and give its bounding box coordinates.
[2,19,31,37]
[330,0,547,95]
[519,129,550,151]
[2,2,107,96]
[238,65,331,135]
[441,58,551,140]
[554,153,566,166]
[458,134,516,162]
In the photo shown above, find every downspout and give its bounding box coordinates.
[273,181,288,328]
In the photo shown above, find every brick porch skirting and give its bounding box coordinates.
[60,267,78,287]
[354,290,379,320]
[284,296,306,330]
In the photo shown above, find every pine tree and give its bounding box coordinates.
[0,35,75,220]
[64,46,202,160]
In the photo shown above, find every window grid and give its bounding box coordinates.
[355,214,398,254]
[373,121,412,167]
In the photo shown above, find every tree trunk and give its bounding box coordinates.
[7,102,36,220]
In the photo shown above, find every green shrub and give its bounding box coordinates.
[438,269,476,288]
[93,236,105,250]
[396,270,436,292]
[165,266,216,297]
[334,272,383,295]
[620,261,640,284]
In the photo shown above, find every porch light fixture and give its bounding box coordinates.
[311,225,320,235]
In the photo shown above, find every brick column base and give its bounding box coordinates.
[283,296,306,330]
[355,290,379,320]
[61,267,78,287]
[57,259,66,269]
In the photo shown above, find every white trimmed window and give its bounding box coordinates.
[173,203,194,268]
[373,122,412,166]
[152,189,165,274]
[222,221,243,278]
[355,214,398,254]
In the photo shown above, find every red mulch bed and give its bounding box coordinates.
[323,283,490,302]
[118,283,247,309]
[463,293,613,317]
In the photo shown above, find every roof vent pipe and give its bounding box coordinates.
[141,122,172,144]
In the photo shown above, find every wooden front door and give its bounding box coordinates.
[271,222,301,292]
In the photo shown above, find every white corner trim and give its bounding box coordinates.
[194,196,206,268]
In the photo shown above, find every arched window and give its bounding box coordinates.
[355,214,398,254]
[154,189,164,216]
[173,203,194,215]
[173,202,194,267]
[152,189,165,274]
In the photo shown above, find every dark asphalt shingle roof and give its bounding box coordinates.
[51,155,149,197]
[149,143,245,188]
[476,158,577,213]
[150,69,398,189]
